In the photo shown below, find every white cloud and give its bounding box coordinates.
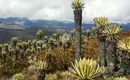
[0,0,129,23]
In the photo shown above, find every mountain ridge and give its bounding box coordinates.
[0,17,129,30]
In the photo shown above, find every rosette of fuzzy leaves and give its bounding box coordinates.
[33,60,47,71]
[103,24,122,41]
[11,37,18,47]
[117,37,130,52]
[36,30,44,40]
[69,58,104,80]
[49,36,56,42]
[94,17,110,28]
[71,0,85,10]
[12,73,24,80]
[60,33,70,43]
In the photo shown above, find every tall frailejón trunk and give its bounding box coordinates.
[98,37,107,67]
[106,40,118,73]
[116,51,130,76]
[74,9,82,60]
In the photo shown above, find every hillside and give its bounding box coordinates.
[0,17,93,29]
[0,26,67,43]
[0,17,130,30]
[0,22,24,30]
[0,17,130,43]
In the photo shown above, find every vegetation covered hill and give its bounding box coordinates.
[0,22,24,30]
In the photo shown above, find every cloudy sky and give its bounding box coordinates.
[0,0,129,23]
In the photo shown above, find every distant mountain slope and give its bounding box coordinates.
[0,17,130,43]
[0,17,129,30]
[0,22,24,30]
[0,17,93,30]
